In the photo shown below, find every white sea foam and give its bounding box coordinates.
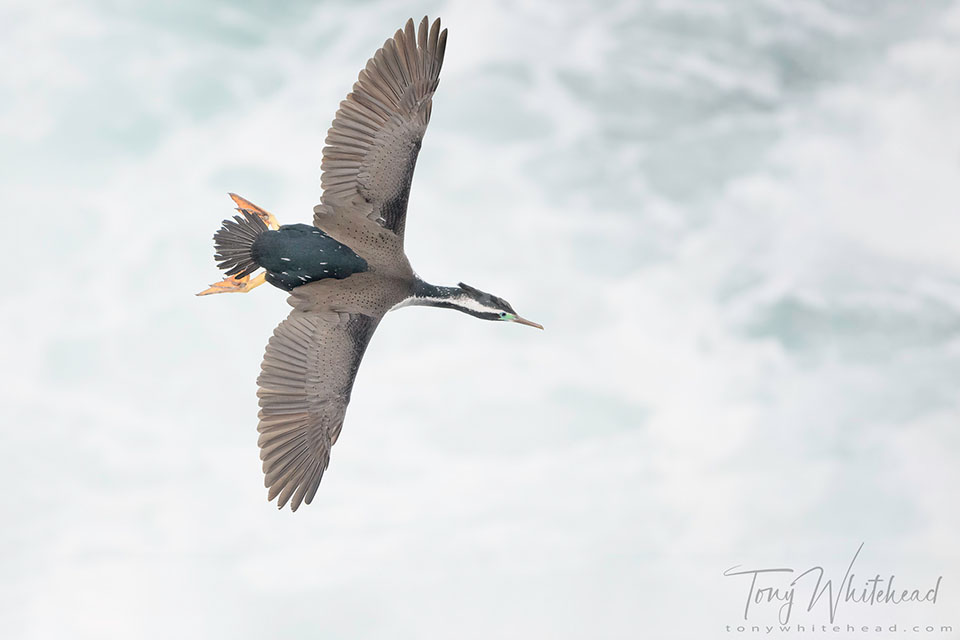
[1,1,958,637]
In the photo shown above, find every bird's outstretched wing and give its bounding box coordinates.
[314,16,447,242]
[257,310,380,511]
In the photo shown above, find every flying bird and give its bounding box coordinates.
[198,17,542,511]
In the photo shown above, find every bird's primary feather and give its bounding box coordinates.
[314,16,448,246]
[257,311,380,511]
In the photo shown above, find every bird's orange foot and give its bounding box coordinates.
[196,272,267,296]
[229,193,280,230]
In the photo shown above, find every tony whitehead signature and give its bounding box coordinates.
[723,544,942,624]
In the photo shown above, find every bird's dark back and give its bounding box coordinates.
[252,224,368,291]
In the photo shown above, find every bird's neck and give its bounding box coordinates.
[405,278,473,315]
[409,278,462,307]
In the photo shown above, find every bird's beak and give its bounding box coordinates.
[511,315,544,330]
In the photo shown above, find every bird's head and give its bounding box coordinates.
[454,282,543,329]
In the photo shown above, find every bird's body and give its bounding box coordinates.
[199,17,541,511]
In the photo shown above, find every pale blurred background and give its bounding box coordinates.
[2,1,959,638]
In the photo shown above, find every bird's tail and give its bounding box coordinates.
[213,210,268,279]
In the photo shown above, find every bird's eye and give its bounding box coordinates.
[499,312,508,318]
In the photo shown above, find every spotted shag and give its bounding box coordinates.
[198,17,542,511]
